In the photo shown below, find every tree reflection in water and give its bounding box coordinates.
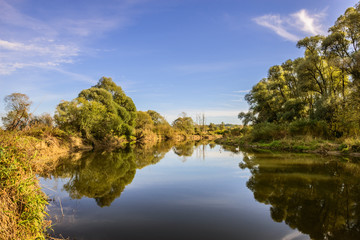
[239,152,360,240]
[43,142,174,207]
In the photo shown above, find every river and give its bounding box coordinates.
[39,142,360,240]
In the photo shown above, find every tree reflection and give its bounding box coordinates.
[63,151,136,207]
[134,140,173,169]
[173,141,196,157]
[44,143,173,207]
[239,153,360,240]
[172,140,210,158]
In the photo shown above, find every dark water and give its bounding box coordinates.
[39,142,360,240]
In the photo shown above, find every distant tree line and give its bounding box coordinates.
[1,77,234,144]
[239,3,360,140]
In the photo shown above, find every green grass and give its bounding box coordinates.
[0,131,49,240]
[216,132,351,154]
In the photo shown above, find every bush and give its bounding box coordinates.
[289,119,330,138]
[251,122,288,142]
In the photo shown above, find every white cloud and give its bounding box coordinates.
[253,9,326,42]
[0,39,79,75]
[254,15,299,42]
[0,0,55,36]
[233,90,250,93]
[291,9,326,35]
[0,0,143,75]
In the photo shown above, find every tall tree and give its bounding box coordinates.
[55,77,136,140]
[2,93,32,130]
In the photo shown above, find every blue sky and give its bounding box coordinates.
[0,0,358,124]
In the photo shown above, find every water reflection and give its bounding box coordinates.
[238,152,360,240]
[41,142,360,240]
[42,142,175,207]
[41,141,212,207]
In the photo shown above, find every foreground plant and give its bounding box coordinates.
[0,131,48,240]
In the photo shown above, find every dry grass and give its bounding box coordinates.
[0,131,49,239]
[0,190,17,240]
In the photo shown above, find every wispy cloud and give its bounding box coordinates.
[0,39,79,75]
[254,15,299,42]
[233,90,250,93]
[253,9,326,42]
[0,0,78,74]
[221,90,249,103]
[0,0,144,75]
[49,68,97,84]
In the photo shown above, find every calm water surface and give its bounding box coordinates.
[39,142,360,240]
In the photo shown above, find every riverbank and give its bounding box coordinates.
[0,127,99,239]
[0,130,50,240]
[0,126,221,239]
[215,136,360,157]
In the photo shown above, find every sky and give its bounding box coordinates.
[0,0,358,124]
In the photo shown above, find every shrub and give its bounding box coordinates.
[289,119,330,138]
[251,122,288,142]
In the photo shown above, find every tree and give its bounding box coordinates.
[147,110,167,126]
[239,2,360,138]
[208,123,217,131]
[29,113,54,127]
[135,111,154,133]
[324,4,360,83]
[2,93,32,130]
[55,77,136,140]
[220,122,225,130]
[146,110,174,139]
[172,115,195,134]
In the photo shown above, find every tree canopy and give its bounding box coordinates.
[239,2,360,138]
[172,115,195,134]
[55,77,137,140]
[2,93,32,130]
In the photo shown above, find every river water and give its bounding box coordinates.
[39,142,360,240]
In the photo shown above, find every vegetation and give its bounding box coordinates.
[2,93,32,131]
[172,113,196,135]
[135,110,174,141]
[0,78,223,239]
[0,131,48,240]
[232,2,360,151]
[55,77,137,142]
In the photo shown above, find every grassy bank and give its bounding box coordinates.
[0,130,49,240]
[0,125,219,239]
[0,125,93,239]
[215,122,360,155]
[216,135,360,156]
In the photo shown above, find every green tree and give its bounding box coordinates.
[29,113,53,127]
[172,115,195,134]
[239,2,360,138]
[55,77,136,140]
[2,93,32,130]
[146,110,174,139]
[208,122,217,131]
[147,110,167,126]
[135,111,154,130]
